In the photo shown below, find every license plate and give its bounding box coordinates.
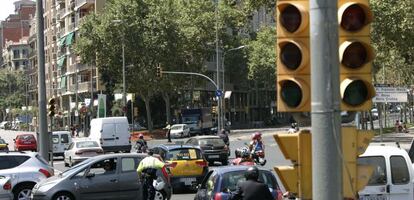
[359,195,387,200]
[24,142,31,144]
[208,155,220,158]
[180,177,196,185]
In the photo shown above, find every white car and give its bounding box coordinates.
[170,124,190,138]
[64,139,104,167]
[0,152,54,200]
[0,176,12,200]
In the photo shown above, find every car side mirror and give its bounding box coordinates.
[222,188,231,193]
[86,172,95,178]
[13,139,15,142]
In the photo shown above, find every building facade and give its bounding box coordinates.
[1,37,30,71]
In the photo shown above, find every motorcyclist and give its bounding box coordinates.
[232,147,254,165]
[217,129,230,146]
[229,166,273,200]
[249,132,265,163]
[288,123,299,133]
[137,149,166,200]
[135,134,148,153]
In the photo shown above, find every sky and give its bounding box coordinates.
[0,0,20,21]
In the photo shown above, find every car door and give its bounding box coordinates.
[115,123,129,147]
[194,171,216,200]
[118,156,143,200]
[78,158,120,200]
[102,123,116,147]
[388,155,413,200]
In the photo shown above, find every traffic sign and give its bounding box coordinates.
[215,90,223,97]
[373,87,408,103]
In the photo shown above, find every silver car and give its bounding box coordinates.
[31,153,172,200]
[64,139,103,167]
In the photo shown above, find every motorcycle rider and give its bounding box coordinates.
[229,166,274,200]
[135,134,148,153]
[288,123,299,133]
[232,147,254,165]
[137,149,166,200]
[249,132,265,163]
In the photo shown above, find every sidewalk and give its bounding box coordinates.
[371,127,414,150]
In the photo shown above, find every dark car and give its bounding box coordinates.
[186,136,229,165]
[152,144,208,191]
[0,138,8,152]
[14,134,37,151]
[194,166,283,200]
[31,153,172,200]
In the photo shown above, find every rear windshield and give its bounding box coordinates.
[358,156,387,185]
[0,139,6,144]
[199,138,225,146]
[35,154,49,166]
[171,125,183,130]
[76,141,99,148]
[18,135,34,141]
[221,170,278,191]
[166,148,203,160]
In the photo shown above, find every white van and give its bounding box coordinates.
[88,117,131,152]
[358,145,414,200]
[52,131,72,156]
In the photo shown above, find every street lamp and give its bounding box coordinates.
[221,45,246,128]
[112,19,126,116]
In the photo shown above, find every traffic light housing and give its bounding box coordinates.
[156,66,163,78]
[276,0,311,112]
[274,130,312,199]
[48,98,56,117]
[338,0,376,111]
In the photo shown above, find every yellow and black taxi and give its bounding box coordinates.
[152,144,208,190]
[0,138,9,152]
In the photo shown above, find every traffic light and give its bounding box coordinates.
[156,66,163,78]
[342,126,374,198]
[48,98,56,117]
[211,106,217,114]
[276,0,311,112]
[274,130,312,199]
[338,0,376,111]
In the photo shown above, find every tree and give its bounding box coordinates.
[0,70,27,120]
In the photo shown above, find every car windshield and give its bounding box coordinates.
[0,139,5,144]
[19,135,34,141]
[358,156,387,185]
[61,159,92,177]
[199,138,225,146]
[166,148,203,160]
[76,141,99,148]
[182,116,198,124]
[221,170,277,191]
[171,125,183,130]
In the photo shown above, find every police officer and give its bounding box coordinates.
[229,166,273,200]
[137,149,166,200]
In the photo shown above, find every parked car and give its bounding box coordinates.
[0,151,53,200]
[14,134,37,151]
[170,124,190,138]
[0,139,8,152]
[31,153,172,200]
[0,122,10,130]
[128,123,146,132]
[52,131,72,157]
[0,176,12,200]
[194,166,283,200]
[185,136,229,165]
[64,139,104,167]
[371,108,379,120]
[88,117,131,152]
[152,144,208,191]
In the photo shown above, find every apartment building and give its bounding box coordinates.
[28,16,38,107]
[1,37,30,71]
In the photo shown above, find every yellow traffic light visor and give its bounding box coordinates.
[278,40,310,72]
[279,78,310,110]
[339,40,375,70]
[340,77,375,106]
[338,2,373,32]
[277,2,309,34]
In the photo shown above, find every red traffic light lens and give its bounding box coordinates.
[343,80,368,106]
[280,5,301,33]
[342,42,367,69]
[281,80,302,108]
[341,4,366,32]
[280,43,302,70]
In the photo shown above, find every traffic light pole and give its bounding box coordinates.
[36,0,50,161]
[310,0,342,199]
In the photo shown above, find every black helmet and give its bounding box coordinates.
[245,166,259,180]
[147,148,154,156]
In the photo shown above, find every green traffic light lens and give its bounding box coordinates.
[342,42,367,69]
[281,81,302,108]
[280,5,301,33]
[281,43,302,70]
[341,4,366,32]
[343,80,368,106]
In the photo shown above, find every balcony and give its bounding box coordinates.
[75,0,95,11]
[58,7,65,20]
[68,81,96,94]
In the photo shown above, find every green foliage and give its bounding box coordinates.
[0,70,26,110]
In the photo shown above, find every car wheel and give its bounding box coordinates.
[53,192,75,200]
[14,183,35,200]
[154,190,167,200]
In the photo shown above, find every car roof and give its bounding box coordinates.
[17,133,34,136]
[212,165,272,174]
[157,143,200,150]
[53,131,71,134]
[191,135,221,140]
[362,145,407,157]
[87,153,147,161]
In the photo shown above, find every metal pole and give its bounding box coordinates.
[215,0,221,131]
[310,0,342,198]
[122,42,126,116]
[36,0,49,161]
[221,51,226,130]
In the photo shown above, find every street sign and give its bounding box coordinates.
[215,90,223,97]
[373,87,408,103]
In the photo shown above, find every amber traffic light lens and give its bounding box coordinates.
[281,80,302,108]
[281,43,302,70]
[341,4,366,32]
[280,5,301,33]
[342,42,367,69]
[343,80,368,106]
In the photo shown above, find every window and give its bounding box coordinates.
[35,155,49,165]
[52,135,59,144]
[89,158,117,176]
[0,156,30,170]
[166,148,203,160]
[390,156,410,184]
[67,143,74,150]
[76,141,99,148]
[13,50,20,58]
[358,156,387,185]
[61,134,69,143]
[73,168,87,178]
[22,49,27,57]
[121,157,139,172]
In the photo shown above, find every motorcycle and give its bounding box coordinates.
[234,144,267,166]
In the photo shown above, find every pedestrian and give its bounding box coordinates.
[70,125,76,137]
[137,149,167,200]
[217,129,229,146]
[229,166,274,200]
[165,122,172,143]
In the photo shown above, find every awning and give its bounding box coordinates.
[58,36,66,48]
[57,56,66,68]
[65,32,75,46]
[60,76,67,88]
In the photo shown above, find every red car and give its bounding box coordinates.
[14,134,37,151]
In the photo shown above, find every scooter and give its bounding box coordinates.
[252,150,267,166]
